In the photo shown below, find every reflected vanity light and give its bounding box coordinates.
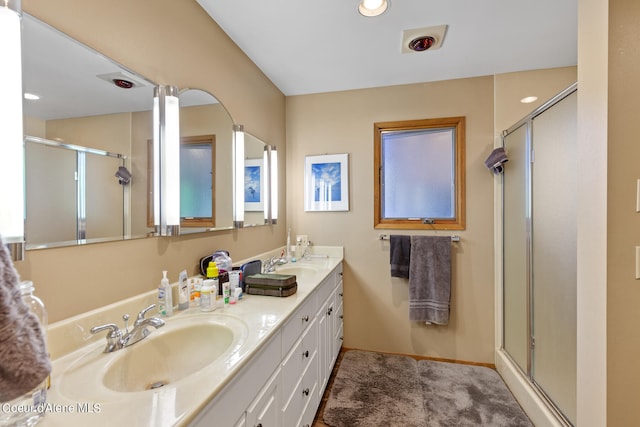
[233,125,245,228]
[0,0,25,260]
[264,146,270,224]
[153,85,180,236]
[269,145,278,224]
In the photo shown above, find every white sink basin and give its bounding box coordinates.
[274,265,319,280]
[103,322,234,392]
[57,313,249,400]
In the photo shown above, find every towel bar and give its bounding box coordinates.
[378,233,460,242]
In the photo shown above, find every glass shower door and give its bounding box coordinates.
[502,123,530,374]
[531,91,577,425]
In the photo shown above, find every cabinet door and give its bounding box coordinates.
[247,368,281,427]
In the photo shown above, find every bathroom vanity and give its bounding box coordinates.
[37,247,343,427]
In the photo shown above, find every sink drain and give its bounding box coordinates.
[147,381,167,390]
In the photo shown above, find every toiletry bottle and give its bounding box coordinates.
[191,278,202,308]
[158,271,173,317]
[206,262,220,307]
[222,281,230,308]
[178,270,189,311]
[200,279,216,312]
[0,282,49,427]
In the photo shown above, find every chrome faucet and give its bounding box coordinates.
[90,303,165,353]
[263,255,288,273]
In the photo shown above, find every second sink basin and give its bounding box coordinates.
[274,265,319,280]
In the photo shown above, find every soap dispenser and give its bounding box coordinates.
[158,271,173,317]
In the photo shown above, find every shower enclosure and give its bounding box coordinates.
[502,83,577,426]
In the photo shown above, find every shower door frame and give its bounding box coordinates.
[500,83,577,427]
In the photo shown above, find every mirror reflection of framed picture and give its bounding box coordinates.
[304,153,349,212]
[244,158,264,211]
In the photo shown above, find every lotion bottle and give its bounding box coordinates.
[158,270,173,317]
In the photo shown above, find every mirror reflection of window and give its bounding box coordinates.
[374,117,466,230]
[180,135,215,227]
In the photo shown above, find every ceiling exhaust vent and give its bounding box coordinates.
[96,71,151,89]
[402,25,448,53]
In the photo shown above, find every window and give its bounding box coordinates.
[374,117,465,230]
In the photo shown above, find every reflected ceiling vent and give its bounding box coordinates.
[96,71,151,89]
[401,25,448,53]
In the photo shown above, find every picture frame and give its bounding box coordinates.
[244,158,264,211]
[304,153,349,211]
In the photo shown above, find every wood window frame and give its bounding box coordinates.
[374,116,466,230]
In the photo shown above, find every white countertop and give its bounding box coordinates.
[33,247,343,427]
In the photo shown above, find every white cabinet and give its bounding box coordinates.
[189,261,343,427]
[247,368,281,427]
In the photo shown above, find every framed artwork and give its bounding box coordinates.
[304,153,349,211]
[244,158,264,211]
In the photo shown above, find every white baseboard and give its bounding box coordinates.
[495,349,567,427]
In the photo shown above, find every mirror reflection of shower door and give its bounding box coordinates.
[502,122,530,374]
[25,138,126,246]
[26,142,77,245]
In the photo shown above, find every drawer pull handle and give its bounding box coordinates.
[303,388,310,396]
[302,315,309,322]
[303,350,309,358]
[340,336,344,340]
[339,293,343,297]
[340,315,344,319]
[339,272,343,276]
[257,424,262,427]
[327,307,333,315]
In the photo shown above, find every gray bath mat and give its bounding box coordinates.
[323,350,426,426]
[323,350,532,427]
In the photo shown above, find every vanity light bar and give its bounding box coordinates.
[269,145,278,224]
[0,0,25,260]
[153,85,180,236]
[233,125,245,228]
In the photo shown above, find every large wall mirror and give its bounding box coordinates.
[21,15,249,247]
[22,14,156,249]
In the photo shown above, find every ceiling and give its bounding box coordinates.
[196,0,578,96]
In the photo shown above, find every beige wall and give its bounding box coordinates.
[608,0,640,425]
[286,77,496,363]
[18,0,286,323]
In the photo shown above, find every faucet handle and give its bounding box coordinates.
[136,304,156,322]
[90,323,121,338]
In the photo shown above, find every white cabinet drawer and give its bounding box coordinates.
[282,352,319,427]
[282,317,317,394]
[282,294,317,354]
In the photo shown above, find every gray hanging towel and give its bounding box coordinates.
[0,237,51,401]
[484,147,509,174]
[390,235,411,278]
[409,235,451,325]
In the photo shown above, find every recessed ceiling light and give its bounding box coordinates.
[24,93,40,100]
[358,0,389,17]
[520,96,538,104]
